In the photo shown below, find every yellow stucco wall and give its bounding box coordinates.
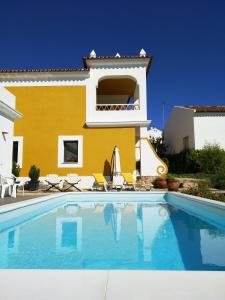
[8,86,136,176]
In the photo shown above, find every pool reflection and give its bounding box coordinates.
[0,201,225,270]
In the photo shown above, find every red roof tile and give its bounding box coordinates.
[183,106,225,112]
[0,54,152,74]
[82,55,153,74]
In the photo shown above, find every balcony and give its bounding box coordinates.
[96,103,140,111]
[86,76,150,128]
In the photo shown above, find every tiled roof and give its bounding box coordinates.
[183,106,225,112]
[82,55,153,73]
[0,54,152,74]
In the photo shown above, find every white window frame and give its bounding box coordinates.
[58,135,83,168]
[13,136,23,167]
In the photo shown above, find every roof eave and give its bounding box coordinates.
[0,100,22,120]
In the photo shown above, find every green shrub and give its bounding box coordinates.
[166,149,200,174]
[198,144,225,174]
[166,143,225,176]
[167,173,176,180]
[12,161,20,177]
[28,165,40,182]
[211,168,225,189]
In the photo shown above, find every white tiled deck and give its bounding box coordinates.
[0,270,225,300]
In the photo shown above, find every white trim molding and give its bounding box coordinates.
[86,120,150,128]
[58,135,83,168]
[0,100,22,121]
[13,136,23,167]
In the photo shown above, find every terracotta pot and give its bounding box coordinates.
[154,179,168,189]
[167,180,180,192]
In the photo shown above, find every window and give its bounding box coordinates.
[58,136,83,168]
[12,137,23,167]
[183,136,189,150]
[13,142,18,163]
[64,141,78,163]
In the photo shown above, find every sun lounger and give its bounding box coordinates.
[45,174,64,192]
[93,173,109,191]
[121,173,137,190]
[64,174,81,192]
[112,175,124,190]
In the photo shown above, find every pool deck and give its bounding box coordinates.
[0,270,224,300]
[0,193,52,206]
[0,191,225,299]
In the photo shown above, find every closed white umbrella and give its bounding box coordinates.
[112,146,123,188]
[113,146,121,176]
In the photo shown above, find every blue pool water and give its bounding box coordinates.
[0,193,225,270]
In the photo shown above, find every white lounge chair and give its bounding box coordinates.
[112,175,124,190]
[0,175,13,198]
[45,174,64,192]
[12,176,29,197]
[64,174,81,192]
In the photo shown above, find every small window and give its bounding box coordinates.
[13,141,19,163]
[64,141,78,163]
[58,136,83,168]
[12,137,23,167]
[183,136,189,150]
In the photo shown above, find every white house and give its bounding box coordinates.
[164,106,225,153]
[0,87,22,176]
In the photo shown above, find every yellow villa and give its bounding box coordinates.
[0,50,167,183]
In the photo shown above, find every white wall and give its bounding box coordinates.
[0,87,16,176]
[194,113,225,149]
[139,127,168,176]
[164,107,195,153]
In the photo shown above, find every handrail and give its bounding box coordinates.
[96,104,140,111]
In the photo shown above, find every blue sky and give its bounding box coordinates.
[0,0,224,128]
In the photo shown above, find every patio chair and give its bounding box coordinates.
[64,174,81,192]
[12,176,29,197]
[0,175,13,198]
[121,173,137,191]
[45,174,64,192]
[93,173,109,191]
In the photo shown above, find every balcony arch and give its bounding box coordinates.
[96,76,140,111]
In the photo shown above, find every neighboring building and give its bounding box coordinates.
[164,106,225,153]
[0,50,167,178]
[0,87,22,176]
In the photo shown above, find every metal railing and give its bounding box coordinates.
[96,104,140,111]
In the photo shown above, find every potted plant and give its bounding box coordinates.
[12,161,20,177]
[167,174,180,192]
[154,176,168,189]
[28,165,40,191]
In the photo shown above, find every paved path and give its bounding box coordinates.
[0,193,51,206]
[0,270,225,300]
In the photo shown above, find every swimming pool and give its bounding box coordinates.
[0,192,225,270]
